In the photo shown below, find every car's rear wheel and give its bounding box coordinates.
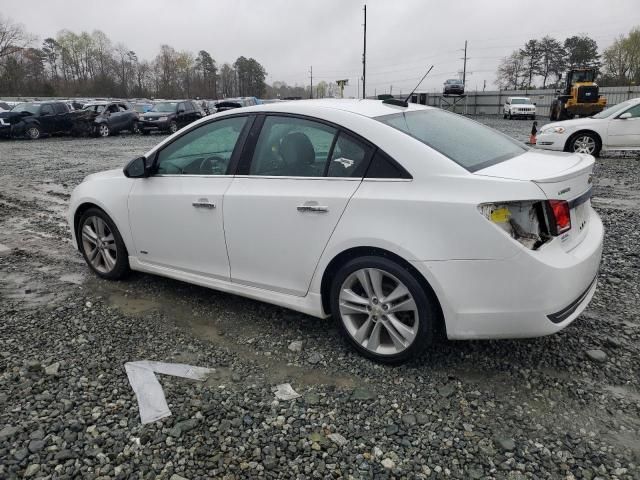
[330,256,437,363]
[568,132,601,157]
[26,126,41,140]
[78,208,129,280]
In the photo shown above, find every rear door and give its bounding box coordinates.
[607,103,640,148]
[38,104,56,133]
[223,115,372,295]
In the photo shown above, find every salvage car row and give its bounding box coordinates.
[0,97,261,140]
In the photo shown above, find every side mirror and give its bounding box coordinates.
[618,112,632,119]
[533,102,537,106]
[123,156,149,178]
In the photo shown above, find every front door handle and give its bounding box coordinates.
[192,199,216,209]
[297,204,328,213]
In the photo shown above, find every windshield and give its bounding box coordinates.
[83,104,106,113]
[134,104,150,112]
[12,103,41,114]
[151,102,177,113]
[446,79,461,84]
[377,109,527,171]
[511,98,531,104]
[592,100,635,119]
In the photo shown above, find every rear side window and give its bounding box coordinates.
[366,150,412,179]
[40,104,54,115]
[376,110,526,172]
[327,133,371,178]
[249,116,337,177]
[54,103,66,114]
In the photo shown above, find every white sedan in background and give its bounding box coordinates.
[69,99,603,363]
[537,97,640,156]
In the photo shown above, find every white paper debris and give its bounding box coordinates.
[273,383,301,401]
[125,361,212,424]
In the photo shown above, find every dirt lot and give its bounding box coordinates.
[0,118,639,479]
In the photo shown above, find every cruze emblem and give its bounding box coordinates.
[558,187,571,195]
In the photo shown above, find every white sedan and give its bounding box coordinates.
[537,97,640,156]
[68,99,603,363]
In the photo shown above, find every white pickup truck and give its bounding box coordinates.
[503,97,536,120]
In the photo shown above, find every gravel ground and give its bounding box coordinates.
[0,118,639,480]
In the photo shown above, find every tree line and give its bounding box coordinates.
[0,15,273,99]
[497,27,640,90]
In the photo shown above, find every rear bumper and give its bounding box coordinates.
[413,207,603,339]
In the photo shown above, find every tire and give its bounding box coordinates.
[503,112,507,119]
[132,122,140,134]
[550,101,558,121]
[508,112,512,120]
[558,107,569,121]
[567,132,601,157]
[531,115,536,120]
[78,208,130,280]
[26,125,41,140]
[330,256,438,364]
[168,121,178,134]
[97,123,110,137]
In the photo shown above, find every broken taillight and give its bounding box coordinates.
[479,201,551,250]
[547,200,571,235]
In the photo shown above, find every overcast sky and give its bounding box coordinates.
[2,0,637,97]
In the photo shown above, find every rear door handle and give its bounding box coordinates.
[192,199,216,209]
[297,204,328,213]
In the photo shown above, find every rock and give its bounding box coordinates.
[386,424,399,435]
[45,362,60,376]
[14,448,29,461]
[350,387,375,401]
[169,475,189,480]
[494,436,516,451]
[173,418,199,437]
[288,340,303,352]
[304,392,320,405]
[24,464,40,477]
[0,425,20,441]
[327,433,348,447]
[604,337,622,348]
[381,458,395,469]
[373,446,383,458]
[416,413,429,425]
[28,439,45,453]
[401,414,417,426]
[438,384,455,398]
[26,360,41,372]
[585,349,607,363]
[54,450,75,461]
[307,352,322,364]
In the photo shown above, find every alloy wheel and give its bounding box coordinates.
[99,124,110,137]
[169,122,178,133]
[339,268,418,356]
[27,127,40,140]
[572,135,596,154]
[81,216,117,274]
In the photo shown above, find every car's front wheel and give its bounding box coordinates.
[26,125,41,140]
[168,121,178,134]
[97,124,110,137]
[78,208,129,280]
[568,132,601,157]
[330,256,437,363]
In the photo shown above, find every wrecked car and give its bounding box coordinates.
[82,102,140,137]
[0,101,79,139]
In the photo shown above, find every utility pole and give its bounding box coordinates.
[362,4,367,99]
[461,40,468,87]
[483,79,486,92]
[309,66,313,99]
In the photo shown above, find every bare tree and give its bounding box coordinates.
[0,15,33,69]
[497,52,525,90]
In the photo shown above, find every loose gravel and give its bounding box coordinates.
[0,119,639,479]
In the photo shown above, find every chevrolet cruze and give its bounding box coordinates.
[68,99,603,363]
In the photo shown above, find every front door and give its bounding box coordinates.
[224,115,372,296]
[38,104,56,133]
[607,103,640,148]
[128,115,251,280]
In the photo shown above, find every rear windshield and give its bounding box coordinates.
[376,109,527,171]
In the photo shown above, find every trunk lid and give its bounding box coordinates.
[475,150,595,251]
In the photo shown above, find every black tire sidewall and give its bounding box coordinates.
[78,208,129,280]
[329,256,436,364]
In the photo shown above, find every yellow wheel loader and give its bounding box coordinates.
[549,68,607,121]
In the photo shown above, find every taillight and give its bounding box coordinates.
[548,200,571,235]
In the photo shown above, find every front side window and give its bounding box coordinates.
[377,109,526,172]
[40,105,54,115]
[249,116,337,177]
[327,133,371,178]
[622,104,640,118]
[156,116,248,175]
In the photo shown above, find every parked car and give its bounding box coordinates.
[83,101,140,137]
[0,101,11,112]
[503,97,536,120]
[69,99,602,363]
[443,79,464,95]
[0,101,76,139]
[139,100,202,135]
[536,97,640,156]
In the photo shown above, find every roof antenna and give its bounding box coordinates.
[382,65,434,107]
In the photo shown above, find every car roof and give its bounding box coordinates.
[236,98,430,118]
